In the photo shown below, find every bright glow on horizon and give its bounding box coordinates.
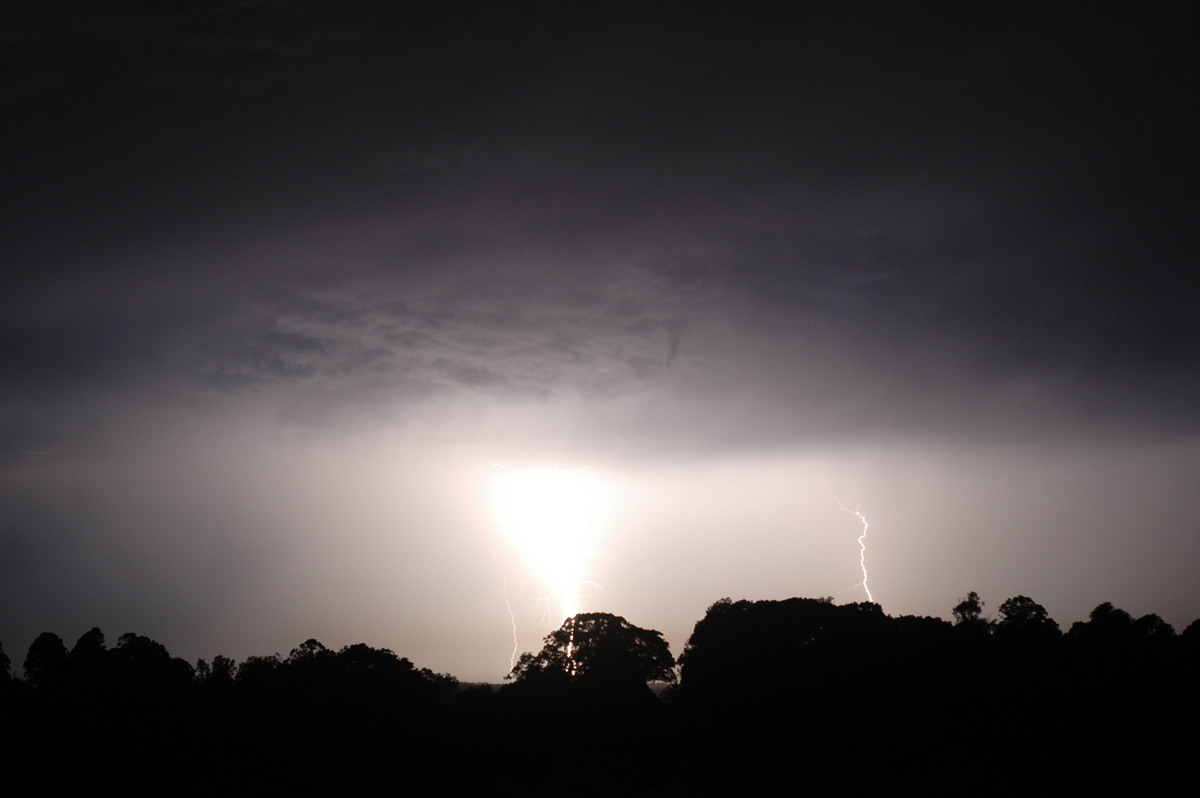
[488,465,607,626]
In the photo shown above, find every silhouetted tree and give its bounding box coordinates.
[289,638,332,665]
[509,612,676,691]
[1132,613,1175,641]
[1182,619,1200,660]
[112,633,192,690]
[0,641,17,707]
[416,665,460,703]
[71,627,105,657]
[196,654,236,690]
[211,654,236,684]
[1068,602,1135,645]
[65,627,109,695]
[6,593,1198,793]
[677,597,859,709]
[1183,618,1200,641]
[236,653,283,688]
[995,595,1059,641]
[336,642,412,678]
[24,632,67,689]
[952,591,989,634]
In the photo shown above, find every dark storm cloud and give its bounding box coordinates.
[196,248,699,407]
[1,1,369,100]
[2,2,1196,448]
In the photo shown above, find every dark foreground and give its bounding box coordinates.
[5,598,1197,794]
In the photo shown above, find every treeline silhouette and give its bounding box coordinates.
[3,595,1197,793]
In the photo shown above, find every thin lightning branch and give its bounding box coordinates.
[493,550,520,672]
[833,492,873,603]
[852,507,873,603]
[513,569,561,628]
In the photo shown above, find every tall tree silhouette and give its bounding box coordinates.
[952,590,990,634]
[509,612,675,691]
[23,632,67,690]
[995,595,1060,642]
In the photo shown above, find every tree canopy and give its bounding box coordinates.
[3,593,1198,792]
[995,595,1060,642]
[508,612,676,689]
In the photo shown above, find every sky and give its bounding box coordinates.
[3,2,1198,682]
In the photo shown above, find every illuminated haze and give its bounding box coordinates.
[2,4,1198,681]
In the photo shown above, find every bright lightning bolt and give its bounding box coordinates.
[487,464,607,672]
[833,493,873,602]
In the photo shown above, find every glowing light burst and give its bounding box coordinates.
[488,465,607,667]
[833,493,874,602]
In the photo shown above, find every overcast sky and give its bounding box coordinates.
[3,2,1198,681]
